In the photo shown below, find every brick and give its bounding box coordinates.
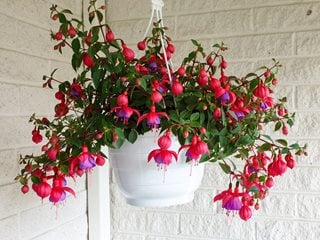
[202,164,231,188]
[31,231,54,240]
[256,219,299,240]
[258,193,296,217]
[273,167,320,192]
[107,0,174,21]
[111,207,146,232]
[216,33,294,60]
[0,49,50,84]
[176,9,252,39]
[109,17,176,45]
[19,86,56,116]
[166,189,216,212]
[172,0,214,13]
[296,31,320,56]
[257,220,320,240]
[53,215,88,240]
[20,191,87,239]
[112,233,145,240]
[297,194,320,219]
[290,112,320,138]
[0,215,19,240]
[180,213,255,239]
[146,212,179,235]
[0,149,19,185]
[296,139,320,165]
[14,20,51,58]
[297,85,320,110]
[0,116,32,150]
[110,183,127,207]
[0,83,20,116]
[254,3,320,32]
[280,57,320,84]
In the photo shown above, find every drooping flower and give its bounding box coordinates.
[214,186,248,214]
[137,105,169,129]
[148,132,178,167]
[49,176,75,204]
[179,136,208,163]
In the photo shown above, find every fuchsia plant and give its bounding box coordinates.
[16,1,307,220]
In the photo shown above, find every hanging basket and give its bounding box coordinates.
[109,131,205,207]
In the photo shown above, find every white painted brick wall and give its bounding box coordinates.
[108,0,320,239]
[0,1,87,240]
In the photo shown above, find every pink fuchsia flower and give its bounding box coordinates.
[137,105,169,129]
[268,154,287,177]
[111,105,140,125]
[32,178,51,199]
[179,136,209,163]
[148,132,178,167]
[214,186,249,213]
[110,92,140,124]
[49,176,75,204]
[69,145,106,175]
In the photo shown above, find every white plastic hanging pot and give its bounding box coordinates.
[109,131,205,207]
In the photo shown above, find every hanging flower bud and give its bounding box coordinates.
[117,92,129,106]
[83,53,94,68]
[171,80,184,96]
[137,40,146,50]
[68,25,77,38]
[106,29,115,42]
[177,66,185,76]
[239,205,252,221]
[122,43,135,62]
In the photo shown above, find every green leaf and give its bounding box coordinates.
[219,162,231,174]
[58,13,67,24]
[276,139,288,146]
[128,129,138,143]
[139,78,147,90]
[71,38,81,53]
[190,112,200,122]
[258,143,272,152]
[237,135,253,145]
[289,143,300,149]
[274,121,282,131]
[249,186,259,194]
[62,9,73,14]
[60,165,69,174]
[96,11,103,22]
[31,176,41,184]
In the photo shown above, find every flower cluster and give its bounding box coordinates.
[16,1,306,220]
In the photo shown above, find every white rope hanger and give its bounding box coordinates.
[144,0,173,83]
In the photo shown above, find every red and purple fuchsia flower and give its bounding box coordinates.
[148,131,178,169]
[110,92,140,124]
